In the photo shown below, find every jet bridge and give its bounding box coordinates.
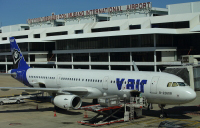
[163,65,200,91]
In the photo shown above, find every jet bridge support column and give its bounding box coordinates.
[28,42,30,67]
[108,52,111,70]
[5,55,7,73]
[130,52,133,71]
[187,66,194,90]
[154,34,157,72]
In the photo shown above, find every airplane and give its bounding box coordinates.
[0,37,196,118]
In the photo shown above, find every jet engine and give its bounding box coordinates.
[52,95,82,110]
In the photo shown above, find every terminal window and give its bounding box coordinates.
[91,27,120,33]
[46,31,68,36]
[34,34,40,38]
[151,21,189,29]
[75,30,83,34]
[2,37,7,40]
[129,25,141,30]
[13,35,28,39]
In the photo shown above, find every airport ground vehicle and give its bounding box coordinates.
[0,97,25,105]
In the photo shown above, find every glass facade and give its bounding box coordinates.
[47,54,55,61]
[110,52,130,62]
[156,34,173,47]
[91,53,108,62]
[57,65,72,69]
[7,55,12,62]
[74,65,89,69]
[111,65,130,70]
[73,53,89,62]
[57,54,71,62]
[91,65,109,70]
[0,56,5,62]
[57,35,154,50]
[174,34,200,60]
[30,42,45,51]
[0,44,10,52]
[24,55,28,61]
[132,52,154,62]
[18,43,28,51]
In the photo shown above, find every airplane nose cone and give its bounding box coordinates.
[186,90,196,102]
[8,69,12,74]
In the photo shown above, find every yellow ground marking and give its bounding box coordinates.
[109,118,158,128]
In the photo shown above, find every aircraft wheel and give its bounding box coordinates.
[16,100,20,104]
[0,101,3,105]
[160,114,164,118]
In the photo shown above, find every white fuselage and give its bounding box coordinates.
[26,68,196,105]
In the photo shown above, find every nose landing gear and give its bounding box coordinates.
[159,104,167,118]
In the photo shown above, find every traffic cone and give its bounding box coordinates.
[54,110,57,117]
[84,110,88,118]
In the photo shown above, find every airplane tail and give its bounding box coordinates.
[10,37,30,70]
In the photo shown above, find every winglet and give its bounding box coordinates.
[132,61,139,71]
[10,37,30,70]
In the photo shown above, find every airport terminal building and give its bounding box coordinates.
[0,1,200,72]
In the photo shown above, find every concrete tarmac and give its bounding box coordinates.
[0,75,200,128]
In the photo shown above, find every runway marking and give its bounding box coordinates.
[145,118,170,125]
[183,122,200,127]
[169,118,200,123]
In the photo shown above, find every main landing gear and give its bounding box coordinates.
[159,104,167,118]
[147,103,153,110]
[92,99,98,104]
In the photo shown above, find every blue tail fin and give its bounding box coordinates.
[10,37,30,70]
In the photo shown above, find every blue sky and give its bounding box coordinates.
[0,0,196,27]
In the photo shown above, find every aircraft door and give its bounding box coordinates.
[150,76,159,94]
[56,74,62,88]
[102,76,109,90]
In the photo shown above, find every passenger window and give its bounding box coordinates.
[167,82,172,87]
[172,82,178,87]
[177,82,185,86]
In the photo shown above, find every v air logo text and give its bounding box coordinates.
[116,78,147,93]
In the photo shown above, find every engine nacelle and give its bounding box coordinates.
[52,95,82,110]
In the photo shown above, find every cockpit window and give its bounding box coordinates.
[177,82,188,86]
[172,82,178,87]
[167,82,172,87]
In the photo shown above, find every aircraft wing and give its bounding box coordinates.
[0,87,88,95]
